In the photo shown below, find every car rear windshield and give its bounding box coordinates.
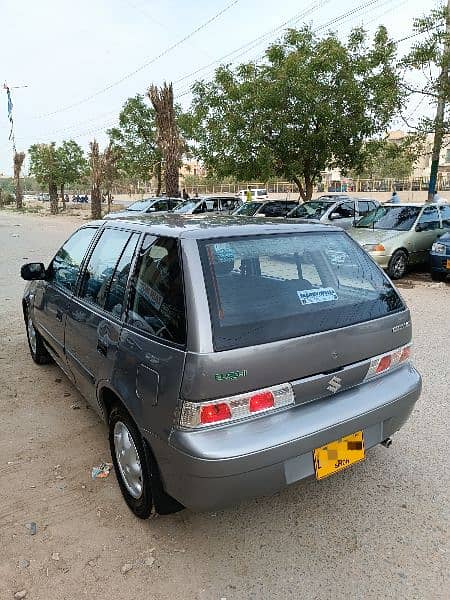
[289,201,333,219]
[234,202,262,216]
[355,206,421,230]
[126,199,153,211]
[198,231,404,351]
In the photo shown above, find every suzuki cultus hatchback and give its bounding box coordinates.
[21,216,421,518]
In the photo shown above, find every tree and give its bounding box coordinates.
[190,26,402,200]
[28,143,60,214]
[89,140,102,220]
[13,151,25,209]
[57,140,87,209]
[148,83,183,197]
[108,95,163,194]
[351,136,424,180]
[402,1,449,200]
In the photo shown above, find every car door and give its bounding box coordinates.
[32,226,99,376]
[64,227,140,407]
[112,235,187,438]
[411,205,442,263]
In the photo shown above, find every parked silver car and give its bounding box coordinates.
[103,197,180,220]
[21,216,421,517]
[287,196,379,229]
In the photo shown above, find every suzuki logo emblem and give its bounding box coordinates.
[326,375,342,394]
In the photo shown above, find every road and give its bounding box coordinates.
[0,211,448,600]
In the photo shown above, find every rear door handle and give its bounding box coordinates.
[97,339,108,356]
[56,309,63,322]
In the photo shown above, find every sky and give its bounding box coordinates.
[0,0,439,176]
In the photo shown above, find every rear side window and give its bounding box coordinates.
[418,206,440,231]
[48,227,98,292]
[334,202,355,218]
[104,233,140,315]
[127,236,186,345]
[79,228,133,309]
[199,232,404,351]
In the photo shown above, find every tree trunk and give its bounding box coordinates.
[0,188,3,208]
[13,151,25,210]
[107,190,112,214]
[91,184,102,219]
[61,184,66,211]
[49,182,58,215]
[155,161,162,196]
[148,84,181,198]
[293,175,314,201]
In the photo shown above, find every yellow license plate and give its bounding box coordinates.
[313,431,365,480]
[446,259,450,269]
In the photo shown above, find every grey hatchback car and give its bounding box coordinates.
[21,216,421,518]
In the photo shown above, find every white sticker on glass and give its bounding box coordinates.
[297,287,338,305]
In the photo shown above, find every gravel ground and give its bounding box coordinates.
[0,211,448,600]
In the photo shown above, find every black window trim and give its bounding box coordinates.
[73,224,142,324]
[47,225,101,296]
[122,233,188,350]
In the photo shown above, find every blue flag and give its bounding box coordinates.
[4,84,14,141]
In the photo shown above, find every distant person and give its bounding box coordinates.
[390,190,400,203]
[246,189,252,202]
[194,192,199,198]
[182,188,190,200]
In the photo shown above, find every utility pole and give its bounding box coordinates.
[427,0,450,202]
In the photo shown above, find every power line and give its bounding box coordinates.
[175,0,389,97]
[31,0,241,119]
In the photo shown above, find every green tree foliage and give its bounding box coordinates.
[402,2,449,132]
[29,140,87,213]
[351,136,424,179]
[190,26,402,200]
[108,94,191,195]
[108,95,162,192]
[57,140,88,207]
[28,143,60,214]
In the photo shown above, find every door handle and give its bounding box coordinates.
[56,309,63,322]
[97,339,108,356]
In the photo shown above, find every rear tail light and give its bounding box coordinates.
[365,343,412,381]
[179,383,294,429]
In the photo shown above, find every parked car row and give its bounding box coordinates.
[103,194,449,281]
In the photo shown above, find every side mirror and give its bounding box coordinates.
[415,223,426,232]
[329,212,341,220]
[21,262,46,281]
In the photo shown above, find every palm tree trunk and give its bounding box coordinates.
[13,152,25,210]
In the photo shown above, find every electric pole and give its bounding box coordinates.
[427,0,450,202]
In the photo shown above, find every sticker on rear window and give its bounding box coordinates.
[297,287,338,305]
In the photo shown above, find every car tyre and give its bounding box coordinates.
[387,250,408,279]
[431,270,446,282]
[25,308,52,365]
[108,406,183,519]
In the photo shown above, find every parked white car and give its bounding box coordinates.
[238,188,269,202]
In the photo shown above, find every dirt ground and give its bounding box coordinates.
[0,211,448,600]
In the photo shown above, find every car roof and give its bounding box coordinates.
[383,202,443,208]
[97,214,340,239]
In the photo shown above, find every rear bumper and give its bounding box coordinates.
[145,365,421,511]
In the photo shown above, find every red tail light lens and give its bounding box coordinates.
[200,403,232,424]
[376,355,392,373]
[249,391,275,413]
[399,346,411,362]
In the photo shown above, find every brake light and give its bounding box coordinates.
[365,343,412,381]
[200,403,231,424]
[249,391,274,412]
[179,383,294,429]
[376,355,391,373]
